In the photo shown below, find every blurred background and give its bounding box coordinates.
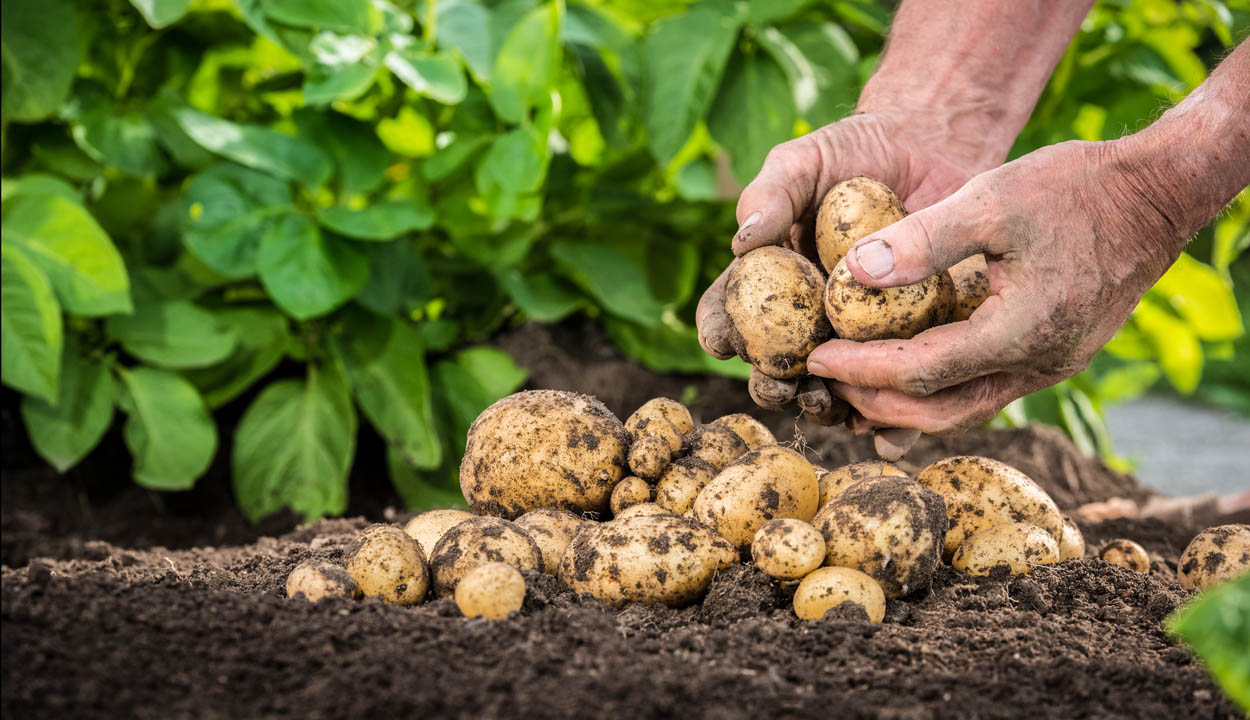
[2,0,1246,523]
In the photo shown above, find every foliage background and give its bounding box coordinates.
[2,0,1247,521]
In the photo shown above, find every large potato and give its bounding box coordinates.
[752,519,825,581]
[817,460,908,508]
[824,258,955,342]
[951,523,1060,576]
[709,413,776,450]
[515,508,594,574]
[654,457,717,514]
[917,455,1063,559]
[725,246,832,379]
[1178,524,1250,590]
[626,397,694,437]
[793,566,886,623]
[345,524,429,605]
[686,424,749,472]
[460,390,629,518]
[692,446,820,550]
[403,508,474,558]
[949,254,990,322]
[455,563,526,620]
[429,516,543,596]
[286,562,357,602]
[814,176,906,273]
[559,514,737,606]
[813,476,947,598]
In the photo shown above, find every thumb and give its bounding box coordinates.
[731,141,820,255]
[844,192,987,287]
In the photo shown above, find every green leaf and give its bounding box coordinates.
[1094,362,1161,404]
[489,2,562,123]
[20,341,114,472]
[386,47,468,104]
[116,366,217,491]
[1151,253,1244,341]
[708,50,797,184]
[1134,298,1203,394]
[292,109,390,194]
[1168,573,1250,712]
[2,194,131,316]
[182,163,294,279]
[164,105,333,186]
[387,447,468,510]
[1,174,81,205]
[432,345,527,447]
[550,239,665,327]
[260,0,374,33]
[423,135,491,181]
[475,127,548,196]
[643,4,742,164]
[316,199,435,241]
[129,0,191,28]
[232,364,357,522]
[497,268,587,322]
[61,87,168,178]
[303,32,382,105]
[258,212,369,319]
[760,22,860,128]
[437,0,492,83]
[1,0,79,122]
[183,307,288,408]
[453,346,528,401]
[1,242,63,402]
[354,240,434,315]
[605,315,752,378]
[106,300,237,369]
[747,0,809,24]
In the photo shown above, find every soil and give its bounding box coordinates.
[1,320,1240,719]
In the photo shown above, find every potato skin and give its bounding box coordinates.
[286,562,357,602]
[455,563,526,620]
[686,425,749,472]
[752,519,825,581]
[814,176,906,273]
[403,508,474,558]
[817,460,908,508]
[345,524,429,605]
[429,516,543,596]
[725,246,832,379]
[1058,516,1086,560]
[693,446,820,550]
[824,258,955,342]
[514,508,594,574]
[917,455,1064,559]
[615,503,676,520]
[952,523,1060,576]
[654,456,717,514]
[793,566,886,622]
[709,413,776,450]
[813,476,947,598]
[558,514,737,606]
[1178,524,1250,590]
[1099,539,1150,573]
[627,419,682,479]
[460,390,629,519]
[610,476,654,515]
[949,254,990,322]
[626,397,694,437]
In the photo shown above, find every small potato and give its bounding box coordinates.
[1058,516,1086,560]
[817,460,909,508]
[626,397,695,437]
[1099,539,1150,573]
[917,455,1064,559]
[949,254,990,322]
[752,519,825,581]
[793,566,886,623]
[814,176,907,273]
[952,523,1060,576]
[615,502,675,519]
[627,419,683,479]
[610,476,653,515]
[725,246,832,379]
[403,508,474,558]
[687,424,750,472]
[514,508,594,574]
[693,445,820,550]
[455,562,526,620]
[824,258,955,342]
[429,516,543,596]
[559,514,737,606]
[345,524,429,605]
[709,413,776,450]
[1178,524,1250,591]
[286,562,357,602]
[654,457,717,514]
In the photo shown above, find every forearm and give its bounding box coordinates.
[858,0,1092,171]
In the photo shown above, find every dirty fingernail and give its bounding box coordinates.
[735,211,762,239]
[856,240,894,278]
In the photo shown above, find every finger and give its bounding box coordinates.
[874,428,920,462]
[846,410,875,436]
[796,377,849,426]
[696,262,739,360]
[833,374,1022,435]
[732,139,821,255]
[748,368,798,412]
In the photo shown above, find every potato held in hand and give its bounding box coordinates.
[693,446,820,550]
[824,258,955,342]
[346,524,429,605]
[815,176,907,273]
[949,254,991,322]
[952,523,1059,576]
[725,246,832,379]
[1177,524,1250,590]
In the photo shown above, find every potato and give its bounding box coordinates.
[345,524,429,605]
[687,424,750,472]
[752,519,825,581]
[1099,538,1149,573]
[813,476,947,598]
[692,445,820,550]
[725,246,832,379]
[709,413,776,450]
[455,562,526,620]
[951,523,1060,576]
[627,418,683,479]
[514,508,593,574]
[654,457,717,514]
[460,390,629,518]
[403,508,474,558]
[610,476,653,515]
[793,566,886,623]
[559,514,737,606]
[429,516,543,596]
[1058,515,1086,560]
[916,455,1064,559]
[824,258,955,342]
[1178,524,1250,591]
[626,397,694,437]
[949,254,990,322]
[286,562,357,602]
[814,176,907,273]
[615,503,675,519]
[817,460,908,508]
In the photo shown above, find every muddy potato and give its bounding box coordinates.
[615,502,675,519]
[824,258,955,342]
[709,413,776,450]
[460,390,629,519]
[793,566,887,622]
[654,457,717,514]
[627,418,683,479]
[752,519,825,581]
[949,254,990,322]
[515,508,593,574]
[693,446,820,550]
[1058,516,1086,560]
[286,562,357,602]
[814,176,907,273]
[626,397,695,437]
[1099,539,1150,573]
[455,563,526,620]
[817,460,909,508]
[813,476,947,598]
[687,424,750,472]
[429,516,543,596]
[403,508,474,558]
[917,456,1064,559]
[952,523,1060,576]
[610,476,653,515]
[559,514,737,606]
[345,524,429,605]
[725,246,832,379]
[1178,524,1250,590]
